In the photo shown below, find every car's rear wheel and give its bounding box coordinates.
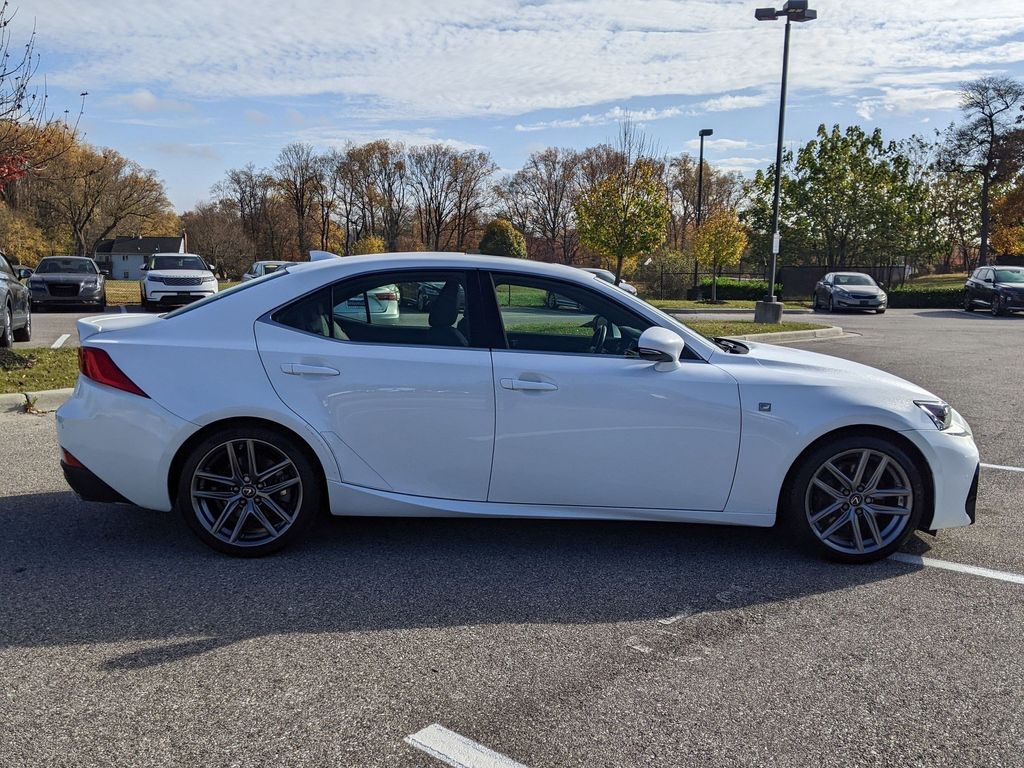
[13,305,31,342]
[0,303,12,347]
[176,426,321,556]
[784,434,925,563]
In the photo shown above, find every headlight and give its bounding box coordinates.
[202,275,217,283]
[146,274,162,283]
[915,401,952,430]
[879,292,887,301]
[835,288,850,296]
[28,279,44,289]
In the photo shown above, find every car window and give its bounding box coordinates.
[0,255,13,277]
[150,255,207,271]
[994,269,1024,284]
[273,270,474,349]
[264,263,283,274]
[490,273,651,356]
[981,269,993,281]
[834,274,875,286]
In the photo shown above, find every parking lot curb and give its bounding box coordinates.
[0,387,74,414]
[724,325,844,344]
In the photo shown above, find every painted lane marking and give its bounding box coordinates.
[50,334,70,349]
[405,724,530,768]
[981,462,1024,474]
[890,553,1024,585]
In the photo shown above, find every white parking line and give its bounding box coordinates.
[981,462,1024,473]
[890,553,1024,585]
[50,334,70,349]
[405,724,530,768]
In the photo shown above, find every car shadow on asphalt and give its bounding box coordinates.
[917,310,1024,320]
[0,492,926,669]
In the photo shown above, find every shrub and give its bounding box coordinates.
[479,219,527,259]
[885,286,964,308]
[351,235,386,255]
[697,277,782,300]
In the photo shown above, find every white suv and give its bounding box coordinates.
[140,253,218,310]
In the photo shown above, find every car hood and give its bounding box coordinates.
[735,340,935,400]
[146,270,213,279]
[32,273,100,282]
[995,282,1024,291]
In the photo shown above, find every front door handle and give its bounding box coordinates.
[282,363,340,376]
[499,378,558,392]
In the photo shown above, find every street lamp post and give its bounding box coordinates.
[690,127,713,299]
[753,0,816,324]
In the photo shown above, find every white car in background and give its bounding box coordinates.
[57,252,978,562]
[140,253,218,310]
[241,261,291,282]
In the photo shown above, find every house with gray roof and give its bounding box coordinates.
[94,236,185,280]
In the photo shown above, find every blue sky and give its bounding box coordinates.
[23,0,1024,211]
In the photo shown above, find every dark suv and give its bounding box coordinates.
[0,252,31,346]
[964,266,1024,315]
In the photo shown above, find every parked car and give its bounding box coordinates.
[241,260,291,282]
[57,252,978,563]
[140,253,218,310]
[27,256,106,312]
[813,272,887,313]
[0,252,31,345]
[332,282,401,324]
[963,266,1024,315]
[547,267,638,309]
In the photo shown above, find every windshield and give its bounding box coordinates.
[834,274,875,286]
[163,267,290,319]
[35,258,97,275]
[151,255,207,271]
[995,269,1024,284]
[264,263,284,274]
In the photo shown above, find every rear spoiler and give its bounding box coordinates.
[76,313,162,343]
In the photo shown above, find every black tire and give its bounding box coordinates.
[13,305,31,342]
[175,425,322,557]
[963,294,974,312]
[141,294,151,311]
[0,303,12,347]
[782,432,926,564]
[812,294,821,312]
[827,296,834,313]
[992,295,1005,317]
[875,308,886,314]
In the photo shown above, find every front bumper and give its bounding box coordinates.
[834,294,886,309]
[145,289,216,305]
[31,286,105,305]
[904,411,980,530]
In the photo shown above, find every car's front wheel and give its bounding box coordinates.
[784,434,925,563]
[176,425,322,556]
[13,305,31,342]
[963,293,975,312]
[0,303,12,347]
[992,295,1006,316]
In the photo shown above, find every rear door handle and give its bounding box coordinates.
[282,363,340,376]
[499,378,558,392]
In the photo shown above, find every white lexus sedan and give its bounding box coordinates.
[56,253,979,562]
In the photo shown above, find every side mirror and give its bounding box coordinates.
[140,264,149,272]
[16,267,33,280]
[206,263,217,271]
[637,327,684,371]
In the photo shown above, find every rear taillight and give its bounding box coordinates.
[373,292,398,301]
[61,448,85,468]
[78,347,149,398]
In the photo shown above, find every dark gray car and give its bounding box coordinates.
[813,272,887,314]
[0,253,31,346]
[28,256,107,311]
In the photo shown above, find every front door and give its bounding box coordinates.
[256,269,495,501]
[485,273,742,511]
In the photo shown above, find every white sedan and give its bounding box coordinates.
[56,253,979,561]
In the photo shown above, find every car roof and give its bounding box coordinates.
[39,255,92,261]
[287,252,603,284]
[833,271,873,277]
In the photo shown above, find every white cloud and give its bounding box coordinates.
[713,156,772,173]
[855,87,962,121]
[287,125,486,152]
[28,0,1024,121]
[107,88,193,114]
[683,137,759,151]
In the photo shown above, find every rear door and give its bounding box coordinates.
[255,268,496,501]
[484,272,741,511]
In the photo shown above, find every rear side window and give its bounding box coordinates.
[272,270,475,349]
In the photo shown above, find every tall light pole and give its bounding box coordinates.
[753,0,816,324]
[691,127,713,298]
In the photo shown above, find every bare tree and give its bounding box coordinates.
[181,199,248,278]
[407,144,461,251]
[366,140,409,251]
[275,142,318,257]
[940,77,1024,264]
[451,150,496,251]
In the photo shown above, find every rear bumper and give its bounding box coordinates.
[62,460,132,504]
[56,377,199,510]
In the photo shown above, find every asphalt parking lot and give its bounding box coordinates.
[2,308,1023,766]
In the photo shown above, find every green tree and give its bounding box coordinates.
[351,234,385,255]
[575,147,669,283]
[478,218,526,259]
[690,210,748,302]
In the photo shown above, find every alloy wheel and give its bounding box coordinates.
[804,448,914,556]
[190,438,303,548]
[1,305,11,347]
